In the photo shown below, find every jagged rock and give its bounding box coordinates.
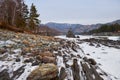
[27,63,58,80]
[12,65,25,79]
[59,67,67,80]
[0,69,12,80]
[71,59,80,80]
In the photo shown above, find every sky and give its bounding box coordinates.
[25,0,120,24]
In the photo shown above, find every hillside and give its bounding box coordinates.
[46,19,120,34]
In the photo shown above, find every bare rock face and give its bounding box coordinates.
[27,63,58,80]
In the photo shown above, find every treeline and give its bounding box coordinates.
[89,23,120,34]
[0,0,40,31]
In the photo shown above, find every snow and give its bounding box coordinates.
[56,35,120,80]
[108,36,120,41]
[80,42,120,80]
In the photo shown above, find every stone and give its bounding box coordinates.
[59,67,67,80]
[23,40,29,45]
[24,58,33,63]
[71,59,80,80]
[15,58,21,62]
[27,63,58,80]
[42,56,56,64]
[88,58,97,65]
[11,65,25,80]
[0,48,7,54]
[0,69,12,80]
[89,42,94,46]
[39,51,55,57]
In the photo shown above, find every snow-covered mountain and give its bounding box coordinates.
[46,19,120,34]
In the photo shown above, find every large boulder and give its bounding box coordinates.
[27,63,58,80]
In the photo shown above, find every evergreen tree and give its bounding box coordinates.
[66,28,75,38]
[29,3,40,30]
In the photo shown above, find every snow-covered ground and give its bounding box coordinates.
[56,35,120,41]
[80,42,120,80]
[56,35,120,80]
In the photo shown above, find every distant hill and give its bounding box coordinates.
[45,19,120,34]
[37,25,61,36]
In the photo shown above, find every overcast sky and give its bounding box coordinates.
[25,0,120,24]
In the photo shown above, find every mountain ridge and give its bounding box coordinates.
[45,19,120,34]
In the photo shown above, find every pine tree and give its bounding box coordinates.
[29,3,40,30]
[66,28,75,38]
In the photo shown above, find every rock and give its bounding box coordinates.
[36,55,42,61]
[89,42,94,46]
[0,69,12,80]
[96,44,101,48]
[76,36,80,38]
[0,48,7,54]
[42,56,56,64]
[23,40,29,45]
[88,58,97,65]
[11,65,25,80]
[59,67,67,80]
[71,59,80,80]
[15,58,21,62]
[24,58,33,63]
[32,61,40,66]
[77,54,81,58]
[27,63,58,80]
[0,54,8,60]
[39,51,55,57]
[72,46,77,52]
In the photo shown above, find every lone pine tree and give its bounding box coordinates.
[66,28,75,38]
[29,3,40,30]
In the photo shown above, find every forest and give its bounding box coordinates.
[89,23,120,34]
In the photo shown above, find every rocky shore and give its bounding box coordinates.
[0,29,119,80]
[0,29,60,80]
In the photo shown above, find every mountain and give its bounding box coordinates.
[45,20,120,34]
[36,24,61,36]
